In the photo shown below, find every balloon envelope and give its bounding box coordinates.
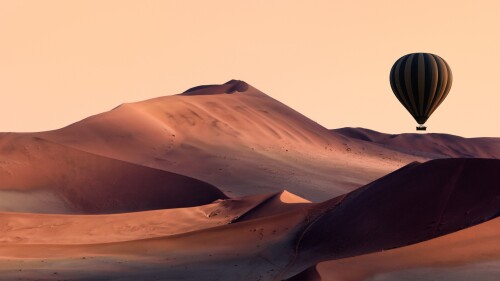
[389,53,453,126]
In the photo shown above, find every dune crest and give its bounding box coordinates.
[182,79,249,95]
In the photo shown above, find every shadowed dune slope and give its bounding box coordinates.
[286,159,500,280]
[333,127,500,159]
[286,266,322,281]
[0,134,226,214]
[297,158,499,264]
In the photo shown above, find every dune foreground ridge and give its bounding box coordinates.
[0,80,498,280]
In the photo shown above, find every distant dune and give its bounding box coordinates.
[0,80,498,280]
[333,127,500,159]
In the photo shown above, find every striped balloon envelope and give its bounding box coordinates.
[389,53,453,131]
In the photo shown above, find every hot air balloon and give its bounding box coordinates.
[389,53,452,131]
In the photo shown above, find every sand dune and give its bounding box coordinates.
[316,218,500,281]
[34,80,426,200]
[310,157,500,281]
[333,127,500,159]
[0,158,497,280]
[296,158,499,263]
[5,81,483,207]
[0,194,273,244]
[0,134,226,214]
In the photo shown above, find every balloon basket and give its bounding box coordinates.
[416,125,427,131]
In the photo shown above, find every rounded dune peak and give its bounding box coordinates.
[279,190,311,204]
[223,79,249,93]
[181,79,249,95]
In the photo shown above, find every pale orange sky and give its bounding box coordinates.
[0,1,499,137]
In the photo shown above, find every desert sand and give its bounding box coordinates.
[316,218,500,281]
[0,80,498,280]
[0,158,498,280]
[0,134,226,214]
[35,80,431,200]
[333,127,500,159]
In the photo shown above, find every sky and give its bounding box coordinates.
[0,0,499,137]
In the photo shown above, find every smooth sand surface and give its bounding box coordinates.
[367,260,500,281]
[4,81,496,209]
[0,190,71,214]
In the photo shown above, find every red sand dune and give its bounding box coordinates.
[0,134,226,214]
[333,127,500,159]
[5,80,493,207]
[316,218,500,281]
[298,158,500,281]
[33,80,428,200]
[0,158,497,280]
[296,158,499,263]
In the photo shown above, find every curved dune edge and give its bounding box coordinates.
[0,158,497,281]
[0,135,227,214]
[296,158,499,262]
